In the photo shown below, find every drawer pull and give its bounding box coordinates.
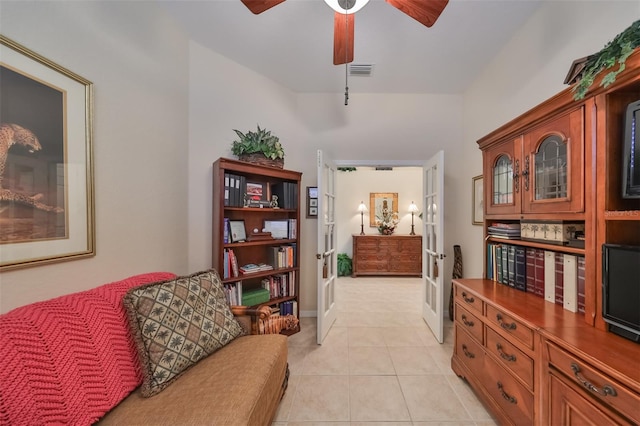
[461,292,475,304]
[497,381,517,404]
[496,313,517,331]
[496,343,516,362]
[570,363,618,397]
[461,314,475,327]
[462,344,475,359]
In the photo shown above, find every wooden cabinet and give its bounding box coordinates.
[483,108,585,217]
[351,234,421,277]
[212,158,302,335]
[452,279,640,426]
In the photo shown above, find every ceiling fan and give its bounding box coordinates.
[240,0,449,65]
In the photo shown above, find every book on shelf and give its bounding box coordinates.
[507,245,516,287]
[515,246,526,291]
[239,263,274,274]
[563,254,578,313]
[544,251,555,304]
[496,245,503,283]
[534,249,545,297]
[501,245,509,286]
[223,281,242,306]
[555,252,564,305]
[577,256,586,313]
[525,247,536,293]
[490,222,521,229]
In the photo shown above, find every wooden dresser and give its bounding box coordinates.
[452,279,640,425]
[351,234,421,277]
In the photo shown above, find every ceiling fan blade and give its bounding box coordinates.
[333,12,354,65]
[385,0,449,27]
[240,0,286,14]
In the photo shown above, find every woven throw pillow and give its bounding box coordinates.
[123,269,245,397]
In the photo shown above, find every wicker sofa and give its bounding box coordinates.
[0,271,289,426]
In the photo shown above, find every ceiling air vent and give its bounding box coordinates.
[375,166,393,171]
[349,63,374,77]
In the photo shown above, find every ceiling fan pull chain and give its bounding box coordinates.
[344,11,349,105]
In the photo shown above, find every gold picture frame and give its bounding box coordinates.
[369,192,398,227]
[472,175,484,225]
[0,35,95,270]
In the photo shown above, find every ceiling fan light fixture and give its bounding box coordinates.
[323,0,370,14]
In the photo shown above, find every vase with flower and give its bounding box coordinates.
[376,200,399,235]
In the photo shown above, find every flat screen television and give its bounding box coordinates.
[602,244,640,343]
[622,99,640,198]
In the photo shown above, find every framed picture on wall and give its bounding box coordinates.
[369,192,398,227]
[472,175,484,225]
[307,186,318,218]
[0,35,95,271]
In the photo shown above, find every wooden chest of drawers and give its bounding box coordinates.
[352,235,422,277]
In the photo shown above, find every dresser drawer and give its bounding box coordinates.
[486,327,533,390]
[455,305,483,344]
[486,305,534,350]
[455,324,485,377]
[547,342,640,424]
[455,285,483,316]
[484,355,534,425]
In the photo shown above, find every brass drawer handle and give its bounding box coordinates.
[496,343,516,362]
[497,381,517,404]
[462,344,475,359]
[461,292,475,304]
[570,363,617,397]
[496,313,517,331]
[461,314,475,327]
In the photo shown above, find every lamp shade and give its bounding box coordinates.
[358,201,367,212]
[409,202,419,213]
[324,0,370,14]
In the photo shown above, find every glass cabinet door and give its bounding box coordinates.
[484,136,522,216]
[522,108,584,214]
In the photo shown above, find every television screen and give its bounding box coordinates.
[602,244,640,342]
[623,100,640,198]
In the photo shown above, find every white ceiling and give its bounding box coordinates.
[162,0,543,94]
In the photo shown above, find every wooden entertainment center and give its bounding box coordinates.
[452,51,640,424]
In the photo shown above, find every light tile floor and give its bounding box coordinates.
[273,276,497,426]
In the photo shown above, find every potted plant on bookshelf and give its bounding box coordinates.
[231,125,285,169]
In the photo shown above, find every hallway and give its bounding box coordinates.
[273,276,496,425]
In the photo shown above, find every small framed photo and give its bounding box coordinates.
[264,220,289,239]
[246,182,267,201]
[472,175,484,226]
[307,186,318,218]
[229,220,247,242]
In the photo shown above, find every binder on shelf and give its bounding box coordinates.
[544,250,555,303]
[224,173,230,207]
[229,175,237,207]
[555,252,564,305]
[563,254,578,312]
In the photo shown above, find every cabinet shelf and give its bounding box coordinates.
[486,237,585,255]
[224,239,296,248]
[222,267,298,284]
[224,207,296,214]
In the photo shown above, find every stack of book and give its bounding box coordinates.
[239,263,274,274]
[488,223,521,240]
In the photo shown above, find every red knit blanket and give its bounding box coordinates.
[0,272,176,426]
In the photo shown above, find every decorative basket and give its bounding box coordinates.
[238,153,284,169]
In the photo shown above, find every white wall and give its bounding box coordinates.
[336,167,423,257]
[0,2,190,313]
[461,2,640,279]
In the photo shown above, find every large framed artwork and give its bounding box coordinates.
[369,192,398,227]
[0,35,95,270]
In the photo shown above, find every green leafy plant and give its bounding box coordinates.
[337,167,357,172]
[231,125,285,160]
[337,253,352,277]
[572,19,640,100]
